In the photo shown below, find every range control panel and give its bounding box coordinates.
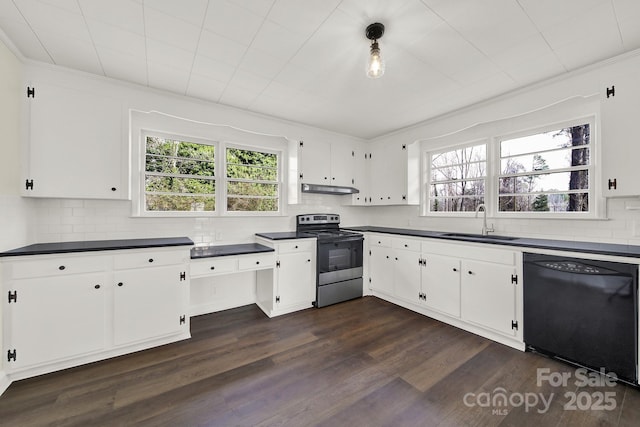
[297,214,340,225]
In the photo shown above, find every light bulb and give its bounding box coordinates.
[367,41,385,78]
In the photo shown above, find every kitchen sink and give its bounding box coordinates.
[440,233,519,241]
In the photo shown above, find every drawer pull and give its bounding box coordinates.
[468,271,473,275]
[117,282,123,287]
[148,258,154,263]
[210,266,215,270]
[256,261,260,265]
[94,284,101,289]
[404,244,408,247]
[58,265,66,271]
[295,245,298,249]
[453,268,458,272]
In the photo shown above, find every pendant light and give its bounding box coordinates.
[365,23,385,79]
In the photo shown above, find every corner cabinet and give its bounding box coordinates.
[23,82,129,199]
[255,238,316,317]
[600,71,640,197]
[1,246,191,381]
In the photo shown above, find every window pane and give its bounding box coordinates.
[145,175,215,194]
[227,164,277,181]
[146,194,215,212]
[498,170,588,194]
[431,161,485,182]
[430,179,485,198]
[500,148,589,174]
[146,137,215,161]
[227,197,278,212]
[500,124,590,157]
[227,181,278,197]
[499,193,588,212]
[145,155,215,177]
[430,197,484,212]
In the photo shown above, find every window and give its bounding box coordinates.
[423,118,596,217]
[428,143,486,212]
[498,123,591,213]
[142,133,282,215]
[144,135,216,213]
[226,146,279,212]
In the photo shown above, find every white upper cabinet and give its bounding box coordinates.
[299,139,357,188]
[23,82,128,199]
[368,140,419,205]
[600,71,640,197]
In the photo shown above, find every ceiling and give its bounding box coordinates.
[1,0,639,139]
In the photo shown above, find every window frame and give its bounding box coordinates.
[137,131,284,217]
[421,116,600,219]
[423,138,488,217]
[494,117,596,219]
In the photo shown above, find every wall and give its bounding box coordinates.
[22,62,369,245]
[368,51,640,245]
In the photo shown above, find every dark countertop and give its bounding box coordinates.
[343,226,640,258]
[255,231,316,240]
[191,243,274,259]
[0,237,194,257]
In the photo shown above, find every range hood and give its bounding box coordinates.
[301,183,359,195]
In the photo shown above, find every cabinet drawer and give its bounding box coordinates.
[392,238,421,252]
[113,250,186,270]
[190,257,238,277]
[9,255,108,279]
[369,235,392,247]
[277,240,315,254]
[238,253,276,270]
[422,240,516,266]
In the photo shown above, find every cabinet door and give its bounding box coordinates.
[601,72,640,197]
[350,145,370,205]
[276,251,314,310]
[5,273,106,369]
[330,142,356,187]
[26,82,126,199]
[393,248,422,304]
[368,246,394,295]
[422,253,461,317]
[113,266,187,346]
[460,260,516,336]
[299,139,331,185]
[369,141,407,205]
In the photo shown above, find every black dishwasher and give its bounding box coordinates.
[524,253,638,385]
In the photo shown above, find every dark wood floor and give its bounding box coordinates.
[1,297,638,426]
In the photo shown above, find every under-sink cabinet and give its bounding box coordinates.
[366,233,523,350]
[1,246,191,381]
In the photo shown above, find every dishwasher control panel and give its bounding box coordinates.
[536,260,615,275]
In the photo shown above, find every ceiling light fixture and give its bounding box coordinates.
[365,22,385,79]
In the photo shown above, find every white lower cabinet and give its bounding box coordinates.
[255,238,316,317]
[460,259,517,336]
[366,233,523,349]
[5,272,107,369]
[114,265,187,346]
[2,247,191,380]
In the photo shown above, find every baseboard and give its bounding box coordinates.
[0,370,11,396]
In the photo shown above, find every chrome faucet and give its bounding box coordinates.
[475,204,494,236]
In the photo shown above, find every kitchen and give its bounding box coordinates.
[1,0,640,425]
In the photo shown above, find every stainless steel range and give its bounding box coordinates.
[296,214,364,308]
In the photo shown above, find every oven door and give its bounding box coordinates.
[317,236,363,285]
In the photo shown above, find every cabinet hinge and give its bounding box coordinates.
[25,179,34,190]
[369,250,371,256]
[179,271,186,281]
[511,320,519,331]
[276,260,281,268]
[606,85,615,98]
[26,86,35,98]
[511,274,518,285]
[7,349,16,362]
[180,315,186,325]
[608,178,617,190]
[369,277,371,283]
[276,296,280,303]
[352,150,355,157]
[299,141,304,148]
[299,173,304,180]
[419,292,426,301]
[8,290,17,304]
[352,178,355,185]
